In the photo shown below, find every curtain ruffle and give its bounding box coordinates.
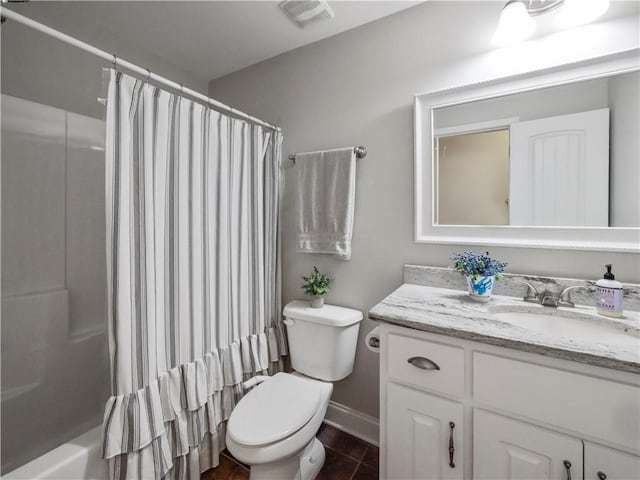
[102,326,287,470]
[107,427,226,480]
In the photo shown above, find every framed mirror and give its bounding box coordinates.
[415,49,640,252]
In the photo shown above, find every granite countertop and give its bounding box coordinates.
[369,283,640,374]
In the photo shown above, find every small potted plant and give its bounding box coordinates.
[451,251,507,302]
[302,266,332,308]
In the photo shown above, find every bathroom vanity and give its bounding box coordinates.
[370,266,640,480]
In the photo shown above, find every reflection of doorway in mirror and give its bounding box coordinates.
[436,129,509,225]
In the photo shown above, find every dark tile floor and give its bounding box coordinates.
[201,423,379,480]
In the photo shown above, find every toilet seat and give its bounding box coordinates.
[227,373,322,447]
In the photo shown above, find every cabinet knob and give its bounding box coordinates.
[407,356,440,371]
[597,472,607,480]
[563,460,572,480]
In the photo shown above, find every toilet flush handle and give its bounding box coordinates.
[283,318,295,327]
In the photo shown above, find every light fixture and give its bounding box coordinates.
[493,1,538,45]
[493,0,610,46]
[557,0,610,28]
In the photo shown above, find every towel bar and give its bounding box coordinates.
[288,146,367,162]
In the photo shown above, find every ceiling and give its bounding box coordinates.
[4,1,638,86]
[5,1,422,82]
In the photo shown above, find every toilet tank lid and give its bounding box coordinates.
[283,301,363,327]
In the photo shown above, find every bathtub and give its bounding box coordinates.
[4,426,108,480]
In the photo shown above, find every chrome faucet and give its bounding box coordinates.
[515,280,587,308]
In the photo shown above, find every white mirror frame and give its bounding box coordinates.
[415,49,640,253]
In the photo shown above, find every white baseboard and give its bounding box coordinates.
[323,401,380,447]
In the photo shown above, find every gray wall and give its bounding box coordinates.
[0,5,205,472]
[1,3,208,119]
[209,1,640,419]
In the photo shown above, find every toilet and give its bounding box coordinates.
[226,300,363,479]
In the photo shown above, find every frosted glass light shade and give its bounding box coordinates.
[493,1,536,45]
[557,0,610,28]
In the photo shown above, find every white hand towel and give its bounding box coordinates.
[296,147,356,260]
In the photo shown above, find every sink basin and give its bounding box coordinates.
[491,309,640,346]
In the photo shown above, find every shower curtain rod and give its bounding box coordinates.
[0,7,282,132]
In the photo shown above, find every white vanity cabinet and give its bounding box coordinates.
[379,325,640,480]
[387,383,463,479]
[584,443,640,480]
[474,409,583,480]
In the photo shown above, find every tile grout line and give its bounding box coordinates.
[348,458,368,480]
[323,443,368,464]
[320,442,366,480]
[333,443,376,480]
[221,450,249,473]
[319,433,378,479]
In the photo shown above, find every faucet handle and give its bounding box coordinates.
[558,285,586,308]
[514,279,540,303]
[541,288,561,307]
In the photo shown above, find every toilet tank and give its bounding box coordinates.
[283,301,363,381]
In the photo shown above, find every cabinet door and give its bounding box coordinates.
[386,382,463,480]
[584,441,640,480]
[474,409,582,480]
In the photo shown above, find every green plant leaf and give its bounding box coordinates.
[301,265,332,296]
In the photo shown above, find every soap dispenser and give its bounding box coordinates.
[595,264,624,318]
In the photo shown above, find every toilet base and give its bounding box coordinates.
[249,437,325,480]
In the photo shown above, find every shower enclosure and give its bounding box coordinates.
[2,7,284,478]
[1,93,109,474]
[1,10,110,474]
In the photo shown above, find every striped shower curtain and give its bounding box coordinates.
[102,70,286,480]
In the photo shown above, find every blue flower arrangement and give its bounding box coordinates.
[451,251,507,281]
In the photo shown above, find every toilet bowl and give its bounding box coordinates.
[226,301,362,479]
[227,373,332,479]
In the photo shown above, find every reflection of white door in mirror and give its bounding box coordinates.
[509,109,609,227]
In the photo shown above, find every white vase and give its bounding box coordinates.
[466,275,495,302]
[310,295,325,308]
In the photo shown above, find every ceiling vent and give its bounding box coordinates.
[279,0,335,28]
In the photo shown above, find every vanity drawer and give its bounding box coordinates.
[473,352,640,451]
[387,333,464,397]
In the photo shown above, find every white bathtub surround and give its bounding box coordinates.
[103,71,285,480]
[3,426,106,480]
[295,147,357,259]
[1,94,110,474]
[369,272,640,373]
